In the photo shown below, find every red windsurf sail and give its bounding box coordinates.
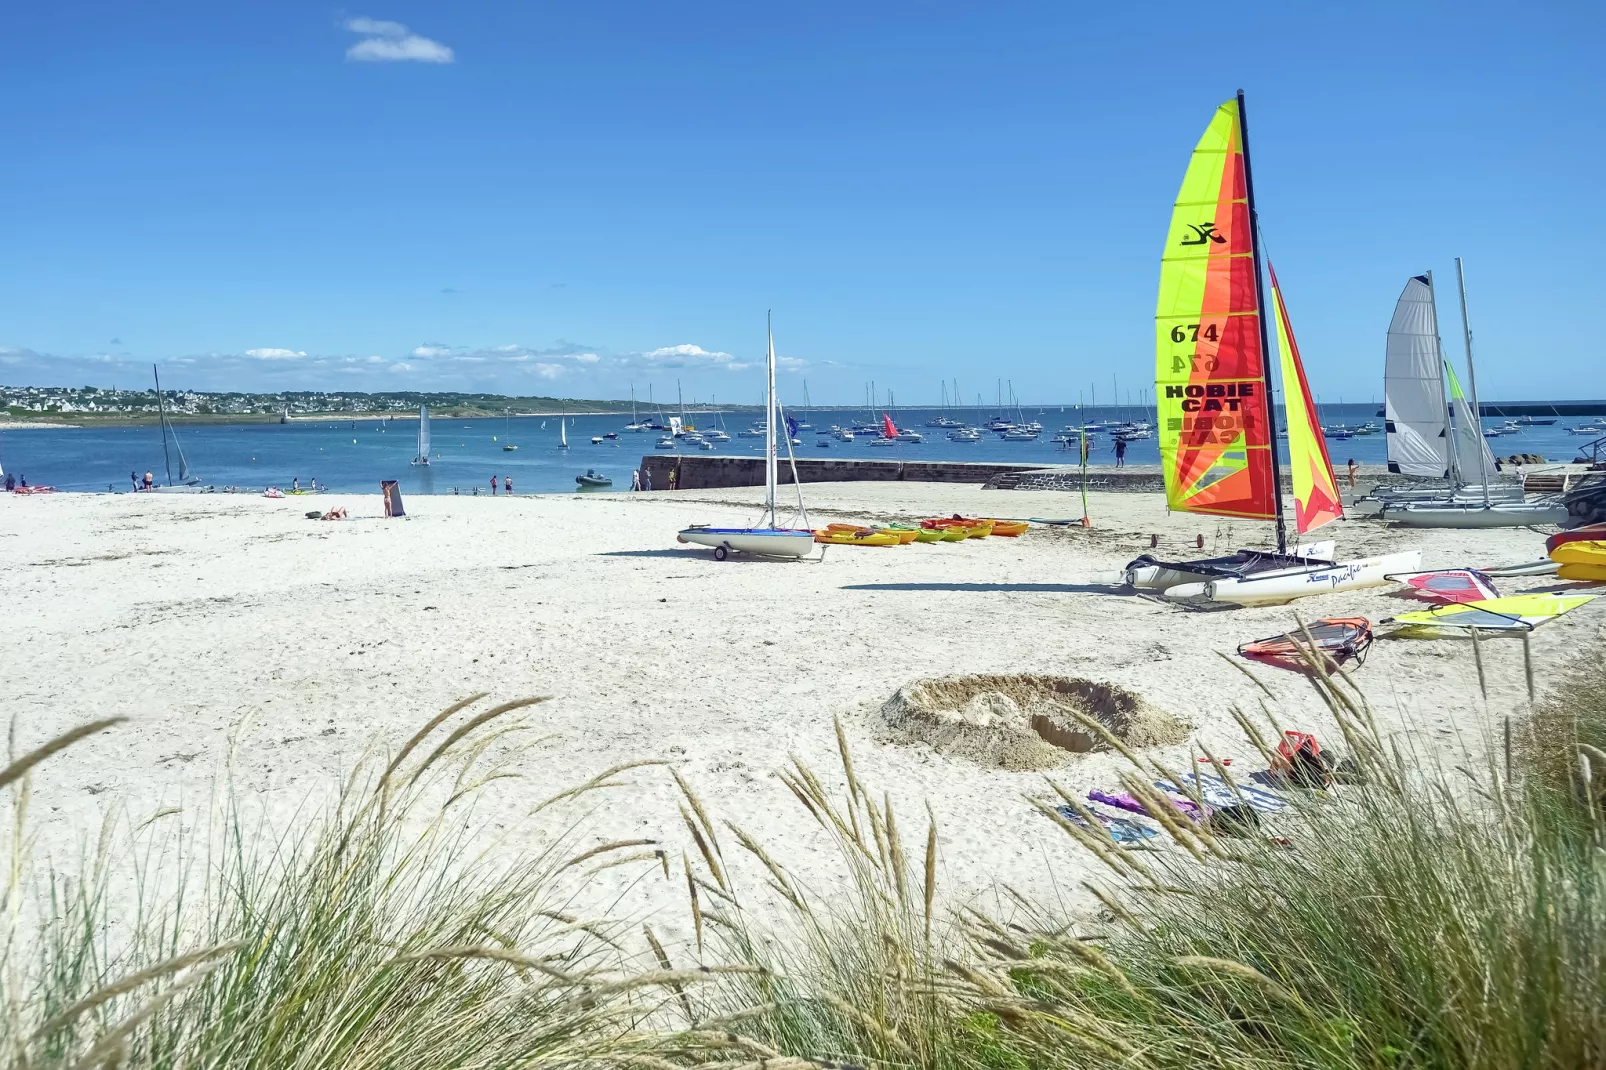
[883,412,897,439]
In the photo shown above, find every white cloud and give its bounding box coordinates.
[411,344,454,358]
[344,17,454,63]
[534,363,565,379]
[245,348,306,360]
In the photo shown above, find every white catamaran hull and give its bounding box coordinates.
[1380,502,1568,528]
[677,527,815,559]
[1126,540,1336,591]
[1163,550,1423,606]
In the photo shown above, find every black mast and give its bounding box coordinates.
[1235,88,1288,554]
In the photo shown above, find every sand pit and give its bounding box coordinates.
[879,673,1190,770]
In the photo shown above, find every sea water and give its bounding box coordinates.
[0,406,1596,496]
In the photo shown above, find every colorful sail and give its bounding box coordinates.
[1444,360,1496,483]
[1268,264,1341,533]
[883,412,897,439]
[1156,99,1276,520]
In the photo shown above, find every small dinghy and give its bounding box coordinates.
[576,469,612,488]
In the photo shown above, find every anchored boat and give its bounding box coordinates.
[1124,92,1418,605]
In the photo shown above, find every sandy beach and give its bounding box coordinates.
[4,483,1598,942]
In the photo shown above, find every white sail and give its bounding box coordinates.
[560,417,567,447]
[1384,274,1450,477]
[414,405,431,464]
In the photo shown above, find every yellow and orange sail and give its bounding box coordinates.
[1155,99,1276,520]
[1156,97,1340,536]
[1269,264,1342,533]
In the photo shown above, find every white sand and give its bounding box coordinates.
[3,484,1598,942]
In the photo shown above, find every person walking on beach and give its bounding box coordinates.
[642,467,652,492]
[130,471,139,491]
[503,475,512,495]
[490,475,498,495]
[4,473,14,492]
[1114,436,1127,468]
[1346,458,1358,489]
[631,469,642,492]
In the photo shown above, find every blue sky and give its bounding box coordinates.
[1,1,1600,404]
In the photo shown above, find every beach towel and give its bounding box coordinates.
[1156,772,1290,813]
[1088,788,1203,821]
[1054,804,1158,844]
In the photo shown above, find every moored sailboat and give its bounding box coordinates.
[1123,93,1418,604]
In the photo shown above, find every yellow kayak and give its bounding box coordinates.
[1550,540,1606,566]
[964,519,995,539]
[815,529,900,546]
[825,522,916,545]
[1558,562,1606,583]
[914,527,947,543]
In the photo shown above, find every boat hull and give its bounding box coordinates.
[1126,540,1336,591]
[677,527,815,558]
[1380,502,1568,528]
[1164,550,1424,606]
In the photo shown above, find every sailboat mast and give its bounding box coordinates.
[1454,258,1493,504]
[1235,88,1288,553]
[1425,271,1462,486]
[764,312,778,526]
[153,364,173,485]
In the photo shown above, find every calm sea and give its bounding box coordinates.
[1,405,1596,496]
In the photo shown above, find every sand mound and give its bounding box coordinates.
[879,674,1188,771]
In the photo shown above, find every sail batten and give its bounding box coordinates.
[1155,98,1277,522]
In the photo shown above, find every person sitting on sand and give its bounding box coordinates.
[320,507,348,520]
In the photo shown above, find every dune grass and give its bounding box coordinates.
[7,647,1606,1069]
[681,651,1606,1070]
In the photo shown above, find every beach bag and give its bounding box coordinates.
[1272,731,1332,789]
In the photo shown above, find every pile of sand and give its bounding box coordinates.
[879,673,1189,771]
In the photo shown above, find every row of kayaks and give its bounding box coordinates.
[1549,527,1606,582]
[813,516,1029,546]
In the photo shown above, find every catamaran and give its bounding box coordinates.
[1378,259,1566,527]
[149,365,209,492]
[411,404,431,466]
[677,314,816,560]
[1123,93,1418,604]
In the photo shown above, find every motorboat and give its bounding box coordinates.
[655,436,675,449]
[576,469,612,488]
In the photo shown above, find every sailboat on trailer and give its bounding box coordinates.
[1123,92,1419,604]
[677,314,816,560]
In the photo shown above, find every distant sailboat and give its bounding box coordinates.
[625,384,649,432]
[149,365,207,492]
[558,407,569,449]
[411,404,431,466]
[502,408,518,451]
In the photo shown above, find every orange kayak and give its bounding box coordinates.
[988,520,1028,537]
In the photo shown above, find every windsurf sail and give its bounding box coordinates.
[1156,98,1276,522]
[1269,263,1341,533]
[1238,617,1374,672]
[1390,593,1596,634]
[882,412,897,439]
[1444,360,1496,483]
[1384,275,1450,477]
[1388,568,1499,604]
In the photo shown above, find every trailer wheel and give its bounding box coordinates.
[713,545,729,561]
